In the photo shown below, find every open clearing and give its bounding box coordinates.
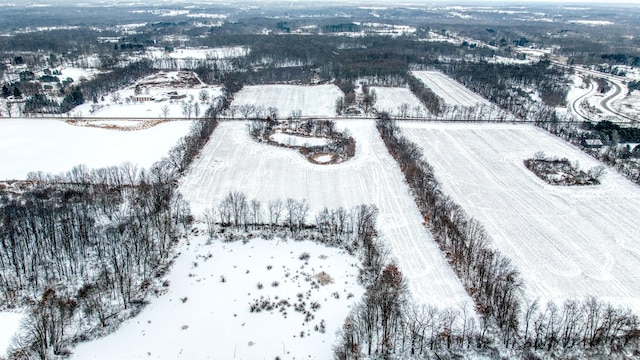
[411,70,492,108]
[230,85,343,118]
[71,235,363,359]
[179,121,472,309]
[0,119,192,180]
[401,122,640,312]
[370,86,429,117]
[269,132,330,147]
[146,46,249,60]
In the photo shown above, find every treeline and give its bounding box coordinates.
[435,60,569,119]
[202,192,376,247]
[2,112,221,359]
[406,73,442,115]
[23,86,84,114]
[590,120,640,143]
[375,115,640,357]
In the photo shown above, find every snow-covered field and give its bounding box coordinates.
[411,70,492,108]
[402,122,640,312]
[179,121,473,309]
[0,119,192,180]
[231,85,343,118]
[71,236,362,359]
[370,87,429,117]
[0,312,23,357]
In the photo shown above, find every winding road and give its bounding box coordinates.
[563,62,635,123]
[571,82,595,121]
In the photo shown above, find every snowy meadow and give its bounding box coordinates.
[402,122,640,312]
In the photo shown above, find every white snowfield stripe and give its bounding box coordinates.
[231,84,343,118]
[370,86,429,117]
[402,122,640,312]
[0,119,193,180]
[411,70,492,108]
[179,121,473,309]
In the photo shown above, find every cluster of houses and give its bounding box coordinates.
[130,91,186,102]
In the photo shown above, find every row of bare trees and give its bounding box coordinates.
[375,115,640,356]
[406,73,442,116]
[333,204,484,359]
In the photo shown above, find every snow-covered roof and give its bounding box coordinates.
[583,139,604,146]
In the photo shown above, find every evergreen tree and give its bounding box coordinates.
[60,86,84,113]
[1,85,10,98]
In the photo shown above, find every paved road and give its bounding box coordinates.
[571,82,595,121]
[557,61,634,122]
[599,79,636,122]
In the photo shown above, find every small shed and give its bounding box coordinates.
[581,138,604,149]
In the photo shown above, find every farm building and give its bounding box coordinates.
[132,95,153,102]
[166,91,186,100]
[581,138,604,149]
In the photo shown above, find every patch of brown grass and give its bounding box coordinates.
[316,271,334,286]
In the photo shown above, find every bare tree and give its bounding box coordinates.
[268,199,283,227]
[239,104,255,119]
[194,102,201,118]
[181,102,193,119]
[160,104,170,119]
[397,103,410,118]
[198,89,209,102]
[110,92,121,103]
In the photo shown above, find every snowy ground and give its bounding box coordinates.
[565,74,595,121]
[71,235,363,360]
[230,85,343,118]
[411,70,492,108]
[611,90,640,122]
[370,87,429,118]
[0,119,192,180]
[146,46,248,60]
[53,67,102,82]
[402,122,640,312]
[269,132,329,147]
[0,312,23,357]
[179,121,473,309]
